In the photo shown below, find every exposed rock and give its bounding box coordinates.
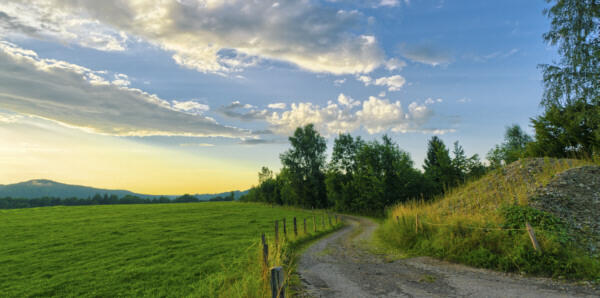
[530,165,600,256]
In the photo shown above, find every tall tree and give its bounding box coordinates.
[423,136,457,194]
[326,134,362,211]
[532,0,600,156]
[280,124,328,208]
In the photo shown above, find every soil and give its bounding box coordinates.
[296,216,600,298]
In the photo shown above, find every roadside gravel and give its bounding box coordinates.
[296,216,600,298]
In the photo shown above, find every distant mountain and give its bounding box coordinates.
[0,179,247,200]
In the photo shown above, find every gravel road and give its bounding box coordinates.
[296,216,600,298]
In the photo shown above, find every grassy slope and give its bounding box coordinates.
[0,202,336,297]
[378,158,600,280]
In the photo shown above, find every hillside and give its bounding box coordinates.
[0,179,247,200]
[378,158,600,279]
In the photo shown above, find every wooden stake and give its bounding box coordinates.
[263,242,269,267]
[283,218,287,236]
[293,217,297,237]
[396,216,399,224]
[261,233,266,247]
[313,215,316,232]
[270,266,285,298]
[526,222,541,252]
[303,218,307,234]
[322,214,325,229]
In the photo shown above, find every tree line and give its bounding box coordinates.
[241,125,487,216]
[0,192,235,209]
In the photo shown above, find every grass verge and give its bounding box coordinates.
[377,158,600,281]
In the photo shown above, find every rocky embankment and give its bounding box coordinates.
[530,165,600,256]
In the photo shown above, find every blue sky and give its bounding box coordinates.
[0,0,555,193]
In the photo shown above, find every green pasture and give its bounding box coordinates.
[0,202,329,297]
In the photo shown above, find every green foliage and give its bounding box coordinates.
[378,214,600,280]
[486,124,533,168]
[527,101,600,158]
[0,202,330,297]
[280,124,328,208]
[500,205,571,244]
[540,0,600,107]
[528,0,600,158]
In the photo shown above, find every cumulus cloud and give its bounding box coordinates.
[337,93,360,107]
[356,74,406,91]
[267,93,448,136]
[374,75,406,91]
[0,0,387,75]
[267,103,287,109]
[0,41,246,137]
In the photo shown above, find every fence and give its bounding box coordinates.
[396,214,541,252]
[261,212,342,298]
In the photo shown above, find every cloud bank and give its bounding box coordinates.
[0,42,247,138]
[0,0,387,75]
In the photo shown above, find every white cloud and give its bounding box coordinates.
[172,100,210,115]
[268,102,287,109]
[356,74,406,91]
[357,75,372,85]
[0,1,386,75]
[334,78,347,86]
[384,58,406,71]
[0,2,128,52]
[0,41,246,137]
[374,75,406,91]
[337,93,360,107]
[458,97,471,103]
[378,91,386,97]
[424,97,442,105]
[378,0,400,7]
[268,93,446,136]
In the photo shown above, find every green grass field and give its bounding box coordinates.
[0,202,333,297]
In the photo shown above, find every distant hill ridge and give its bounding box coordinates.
[0,179,248,200]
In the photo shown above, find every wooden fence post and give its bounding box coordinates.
[263,239,269,267]
[313,215,316,232]
[525,222,541,252]
[396,216,399,224]
[322,214,325,229]
[415,214,419,233]
[293,217,297,237]
[303,218,307,234]
[283,218,287,237]
[275,220,279,245]
[270,266,285,298]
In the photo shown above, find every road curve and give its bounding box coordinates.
[296,215,599,298]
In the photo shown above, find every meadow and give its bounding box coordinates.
[0,202,336,297]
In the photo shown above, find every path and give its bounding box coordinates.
[296,216,599,298]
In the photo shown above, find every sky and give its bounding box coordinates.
[0,0,555,195]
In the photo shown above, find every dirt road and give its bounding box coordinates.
[296,216,599,298]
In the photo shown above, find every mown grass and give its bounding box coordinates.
[0,202,340,297]
[377,158,600,281]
